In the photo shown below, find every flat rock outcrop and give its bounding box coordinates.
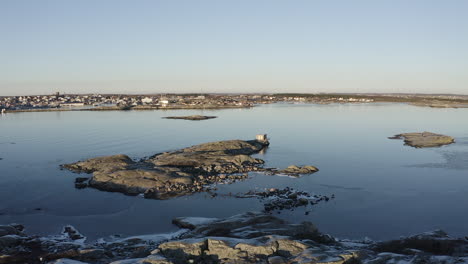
[260,165,320,178]
[63,140,268,199]
[163,115,217,120]
[3,212,468,264]
[389,132,455,148]
[278,165,319,176]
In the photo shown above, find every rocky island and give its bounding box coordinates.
[163,115,217,121]
[63,139,275,199]
[63,138,322,200]
[2,212,468,264]
[389,132,455,148]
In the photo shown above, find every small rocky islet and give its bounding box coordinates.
[2,212,468,264]
[63,139,267,199]
[62,138,320,200]
[264,165,319,177]
[389,132,455,148]
[163,115,217,121]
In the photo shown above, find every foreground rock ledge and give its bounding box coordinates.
[389,132,455,148]
[63,139,269,199]
[2,212,468,264]
[163,115,217,120]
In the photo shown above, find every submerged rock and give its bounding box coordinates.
[163,115,217,121]
[235,188,333,213]
[389,132,455,148]
[63,139,269,199]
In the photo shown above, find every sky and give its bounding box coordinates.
[1,0,468,95]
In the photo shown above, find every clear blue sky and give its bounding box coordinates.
[1,0,467,95]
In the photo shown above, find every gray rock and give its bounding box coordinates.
[63,225,85,241]
[63,154,135,173]
[389,132,455,148]
[289,248,360,264]
[0,225,23,237]
[268,256,287,264]
[76,249,108,261]
[158,239,205,264]
[163,115,217,121]
[178,212,335,244]
[155,236,353,264]
[373,230,468,255]
[275,239,308,257]
[63,139,269,199]
[172,217,219,230]
[279,165,319,176]
[0,235,23,247]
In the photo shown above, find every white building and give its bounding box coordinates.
[142,97,153,104]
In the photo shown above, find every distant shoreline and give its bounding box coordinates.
[4,101,468,114]
[3,104,253,113]
[2,93,468,113]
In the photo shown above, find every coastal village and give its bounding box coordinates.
[3,92,468,113]
[0,93,376,112]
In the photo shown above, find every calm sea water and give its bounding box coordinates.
[1,103,468,241]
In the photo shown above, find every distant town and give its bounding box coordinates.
[1,92,468,112]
